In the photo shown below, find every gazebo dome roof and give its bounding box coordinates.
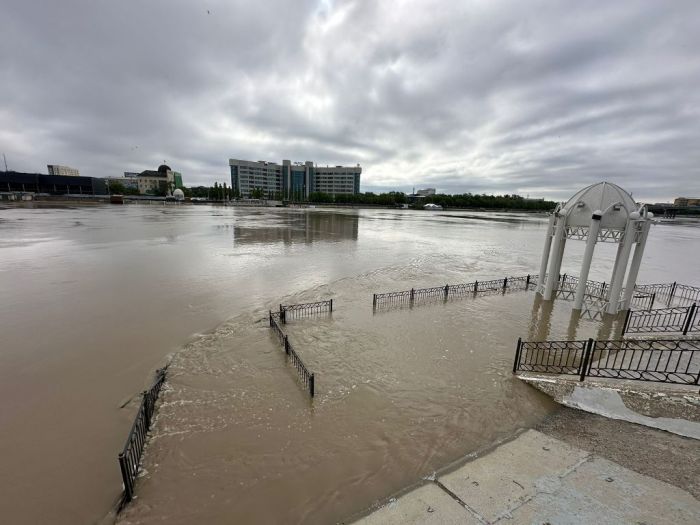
[560,182,639,230]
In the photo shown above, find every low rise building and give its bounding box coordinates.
[47,164,80,177]
[229,158,361,199]
[0,171,106,194]
[135,164,184,195]
[674,197,700,207]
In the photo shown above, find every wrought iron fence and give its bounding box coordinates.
[284,336,315,397]
[513,337,700,385]
[118,367,168,505]
[268,309,317,397]
[589,338,700,384]
[622,304,698,335]
[513,338,593,380]
[634,282,700,308]
[278,299,333,322]
[372,274,537,308]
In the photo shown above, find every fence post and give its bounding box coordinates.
[373,294,377,309]
[682,303,696,335]
[503,277,508,290]
[309,373,315,397]
[513,337,522,373]
[118,453,133,502]
[669,281,677,306]
[649,292,656,310]
[622,308,632,336]
[579,338,594,381]
[526,274,530,289]
[329,299,333,312]
[284,335,290,354]
[444,284,449,300]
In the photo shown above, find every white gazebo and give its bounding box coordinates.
[536,182,653,314]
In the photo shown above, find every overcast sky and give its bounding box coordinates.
[1,1,699,201]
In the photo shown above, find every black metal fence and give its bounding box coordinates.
[278,299,333,322]
[269,308,316,397]
[513,337,700,385]
[284,336,314,396]
[622,303,698,335]
[118,367,168,505]
[373,274,537,308]
[634,282,700,308]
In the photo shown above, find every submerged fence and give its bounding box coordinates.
[269,304,319,397]
[622,303,698,335]
[277,299,333,322]
[634,282,700,308]
[373,274,537,308]
[513,337,700,385]
[118,367,168,505]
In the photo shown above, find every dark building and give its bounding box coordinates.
[0,171,107,195]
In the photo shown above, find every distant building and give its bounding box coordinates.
[103,176,139,191]
[416,188,436,196]
[1,171,105,194]
[47,164,80,177]
[135,164,184,195]
[229,158,361,199]
[674,197,700,207]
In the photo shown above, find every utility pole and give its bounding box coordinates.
[3,153,7,172]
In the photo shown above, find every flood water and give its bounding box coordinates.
[0,204,697,524]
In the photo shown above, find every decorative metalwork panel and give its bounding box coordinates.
[589,339,700,385]
[564,226,626,243]
[516,340,587,376]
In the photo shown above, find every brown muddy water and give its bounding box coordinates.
[0,204,697,525]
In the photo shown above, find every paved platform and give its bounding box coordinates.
[352,430,700,524]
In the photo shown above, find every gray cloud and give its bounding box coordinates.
[1,0,698,201]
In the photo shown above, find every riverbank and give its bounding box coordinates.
[349,407,699,523]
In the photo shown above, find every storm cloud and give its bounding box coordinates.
[1,0,699,201]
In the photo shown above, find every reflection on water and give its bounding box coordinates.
[0,205,697,525]
[233,211,359,245]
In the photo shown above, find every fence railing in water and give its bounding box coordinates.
[269,308,316,397]
[634,282,700,308]
[277,299,333,322]
[558,274,657,310]
[373,274,537,308]
[118,367,168,505]
[622,303,698,335]
[513,337,700,385]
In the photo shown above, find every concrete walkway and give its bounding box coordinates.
[353,430,699,524]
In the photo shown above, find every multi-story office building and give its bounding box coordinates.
[47,164,80,177]
[229,158,361,199]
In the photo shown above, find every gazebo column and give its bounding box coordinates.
[536,213,556,293]
[621,220,650,309]
[543,215,566,300]
[573,212,601,310]
[606,221,636,314]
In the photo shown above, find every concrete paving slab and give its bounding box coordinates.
[353,483,480,525]
[508,456,700,525]
[438,430,589,523]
